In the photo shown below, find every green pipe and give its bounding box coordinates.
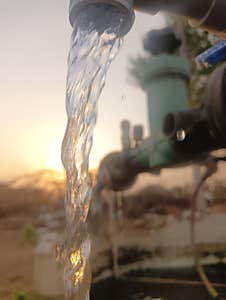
[134,54,190,168]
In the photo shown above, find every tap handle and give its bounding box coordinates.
[196,40,226,69]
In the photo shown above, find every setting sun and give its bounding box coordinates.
[45,138,64,174]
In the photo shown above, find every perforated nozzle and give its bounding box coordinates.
[69,0,135,36]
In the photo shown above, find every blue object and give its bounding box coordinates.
[196,40,226,69]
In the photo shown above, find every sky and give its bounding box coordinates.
[0,0,165,181]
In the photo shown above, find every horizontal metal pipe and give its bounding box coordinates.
[134,0,226,39]
[163,109,221,156]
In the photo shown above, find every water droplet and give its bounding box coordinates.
[176,129,186,141]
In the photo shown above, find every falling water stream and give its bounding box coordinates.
[61,5,124,299]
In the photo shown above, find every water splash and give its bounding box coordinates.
[61,6,123,299]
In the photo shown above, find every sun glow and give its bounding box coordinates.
[70,250,81,266]
[45,138,64,174]
[70,250,85,286]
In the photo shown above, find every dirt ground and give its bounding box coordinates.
[0,229,34,299]
[0,172,65,299]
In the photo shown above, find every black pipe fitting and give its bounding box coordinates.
[203,62,226,145]
[163,62,226,158]
[143,27,181,55]
[163,109,219,157]
[134,0,226,39]
[163,110,203,138]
